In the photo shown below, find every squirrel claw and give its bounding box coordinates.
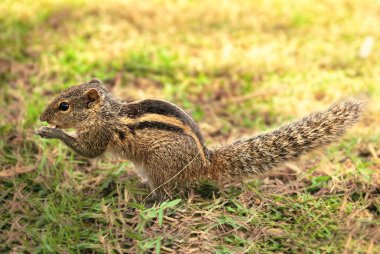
[36,126,58,138]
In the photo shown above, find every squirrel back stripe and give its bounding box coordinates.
[127,121,184,134]
[119,99,205,144]
[210,99,366,177]
[120,114,208,163]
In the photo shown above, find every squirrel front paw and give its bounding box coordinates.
[36,126,61,139]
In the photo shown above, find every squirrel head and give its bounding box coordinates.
[40,78,112,129]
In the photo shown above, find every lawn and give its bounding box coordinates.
[1,0,380,253]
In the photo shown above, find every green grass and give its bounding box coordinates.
[1,0,380,252]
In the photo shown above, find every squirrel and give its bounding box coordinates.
[36,78,366,199]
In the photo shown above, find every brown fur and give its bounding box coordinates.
[36,79,366,200]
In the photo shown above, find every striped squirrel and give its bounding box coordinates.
[36,78,365,199]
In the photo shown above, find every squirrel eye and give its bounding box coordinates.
[59,102,69,111]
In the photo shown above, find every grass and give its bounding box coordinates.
[1,0,380,252]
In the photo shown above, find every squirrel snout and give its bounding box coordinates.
[39,112,49,122]
[39,107,54,122]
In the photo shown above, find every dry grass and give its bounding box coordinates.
[1,0,380,253]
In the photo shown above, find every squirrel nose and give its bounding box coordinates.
[40,112,48,122]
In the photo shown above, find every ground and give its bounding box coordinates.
[1,0,380,253]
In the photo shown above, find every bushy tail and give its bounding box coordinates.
[210,99,366,177]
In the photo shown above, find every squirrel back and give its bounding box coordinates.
[210,99,365,177]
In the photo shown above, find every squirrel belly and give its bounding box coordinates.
[37,79,365,199]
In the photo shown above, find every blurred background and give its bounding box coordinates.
[1,0,379,253]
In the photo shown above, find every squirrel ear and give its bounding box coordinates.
[84,88,100,108]
[89,78,102,85]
